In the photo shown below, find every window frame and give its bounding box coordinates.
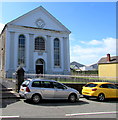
[54,38,60,67]
[34,37,45,51]
[18,34,26,66]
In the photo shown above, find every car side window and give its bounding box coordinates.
[107,84,117,89]
[100,84,108,88]
[41,81,54,88]
[100,84,117,89]
[53,82,65,89]
[32,81,41,87]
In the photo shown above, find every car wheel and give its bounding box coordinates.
[32,94,41,104]
[97,93,105,102]
[68,94,77,103]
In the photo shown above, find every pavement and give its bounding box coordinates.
[0,78,20,99]
[1,84,20,99]
[0,78,83,99]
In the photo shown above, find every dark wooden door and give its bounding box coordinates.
[36,65,43,74]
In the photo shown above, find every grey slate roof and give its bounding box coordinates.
[98,56,118,64]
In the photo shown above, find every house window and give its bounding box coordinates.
[54,38,60,67]
[35,37,45,50]
[18,35,25,65]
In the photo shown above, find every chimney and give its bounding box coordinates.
[107,54,110,62]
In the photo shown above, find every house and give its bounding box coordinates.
[70,65,79,70]
[79,63,98,71]
[0,6,71,78]
[70,61,84,70]
[70,61,84,71]
[98,54,118,80]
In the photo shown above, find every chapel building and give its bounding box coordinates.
[0,6,71,78]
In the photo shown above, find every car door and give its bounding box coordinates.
[99,84,118,98]
[53,82,69,99]
[116,86,118,98]
[40,81,55,99]
[107,84,118,98]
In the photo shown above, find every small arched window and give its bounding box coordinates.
[35,37,45,50]
[54,38,60,67]
[18,35,25,65]
[36,59,44,65]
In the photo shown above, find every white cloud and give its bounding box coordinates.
[0,23,5,33]
[81,39,102,45]
[70,37,116,65]
[103,38,116,55]
[88,40,102,45]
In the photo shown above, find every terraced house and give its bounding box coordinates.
[98,54,118,80]
[0,6,71,78]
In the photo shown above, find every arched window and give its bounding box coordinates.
[54,38,60,67]
[35,37,45,50]
[18,35,25,65]
[36,59,44,65]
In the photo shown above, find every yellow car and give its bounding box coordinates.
[82,82,118,101]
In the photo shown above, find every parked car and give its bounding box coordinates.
[19,79,80,103]
[82,82,118,101]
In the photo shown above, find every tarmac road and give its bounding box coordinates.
[1,97,118,119]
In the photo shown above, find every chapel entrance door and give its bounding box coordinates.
[36,65,43,74]
[35,59,44,74]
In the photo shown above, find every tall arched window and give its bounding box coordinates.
[18,35,25,65]
[54,38,60,67]
[35,37,45,50]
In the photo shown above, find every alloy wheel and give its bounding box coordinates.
[69,94,76,103]
[32,94,41,104]
[98,93,105,102]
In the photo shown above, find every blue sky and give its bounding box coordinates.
[0,2,116,65]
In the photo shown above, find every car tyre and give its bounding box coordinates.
[68,94,77,103]
[97,93,105,102]
[32,94,42,104]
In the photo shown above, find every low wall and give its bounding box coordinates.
[64,83,85,94]
[64,83,118,94]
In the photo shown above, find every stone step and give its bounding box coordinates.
[1,90,20,99]
[1,88,14,91]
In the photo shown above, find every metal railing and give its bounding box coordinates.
[22,73,118,84]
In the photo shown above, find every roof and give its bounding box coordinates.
[27,79,57,82]
[98,56,118,64]
[86,82,115,85]
[0,6,71,35]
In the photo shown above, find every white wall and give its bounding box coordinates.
[5,24,70,77]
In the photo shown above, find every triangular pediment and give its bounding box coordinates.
[8,6,71,33]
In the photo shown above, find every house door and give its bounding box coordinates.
[36,59,44,74]
[36,65,43,74]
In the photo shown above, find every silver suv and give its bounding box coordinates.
[19,79,80,103]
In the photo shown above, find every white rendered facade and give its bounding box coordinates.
[0,6,71,78]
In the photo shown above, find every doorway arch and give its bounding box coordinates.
[35,59,45,74]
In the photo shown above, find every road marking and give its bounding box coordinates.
[0,116,20,118]
[66,111,118,116]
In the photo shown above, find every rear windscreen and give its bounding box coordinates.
[22,80,30,86]
[85,84,97,87]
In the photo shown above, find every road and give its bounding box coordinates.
[1,98,118,119]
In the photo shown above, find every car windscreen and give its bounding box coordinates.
[85,83,98,87]
[22,80,30,87]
